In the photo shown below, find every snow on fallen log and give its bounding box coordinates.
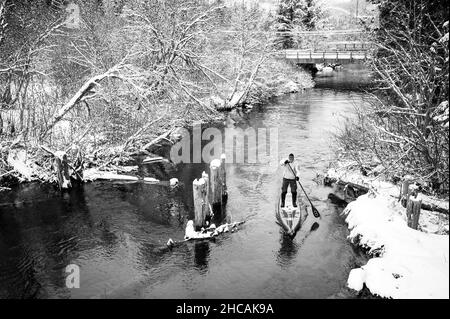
[116,165,138,173]
[83,168,139,181]
[142,156,164,164]
[183,220,245,241]
[143,177,160,183]
[343,193,449,298]
[83,168,159,183]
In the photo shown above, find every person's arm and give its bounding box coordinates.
[280,158,289,166]
[294,163,300,180]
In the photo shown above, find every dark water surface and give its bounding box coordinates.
[0,67,372,299]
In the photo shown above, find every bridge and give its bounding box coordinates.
[275,29,373,65]
[211,29,373,65]
[281,49,369,64]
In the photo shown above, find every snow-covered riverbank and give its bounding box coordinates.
[326,167,449,298]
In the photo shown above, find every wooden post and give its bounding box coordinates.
[210,158,222,206]
[220,154,227,197]
[406,197,422,230]
[399,179,411,207]
[193,176,208,230]
[202,171,211,219]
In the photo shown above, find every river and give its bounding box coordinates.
[0,65,373,299]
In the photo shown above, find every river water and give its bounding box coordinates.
[0,66,373,299]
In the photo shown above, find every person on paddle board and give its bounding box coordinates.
[280,153,300,208]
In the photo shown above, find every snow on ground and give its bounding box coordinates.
[343,193,449,298]
[328,165,449,299]
[327,167,449,235]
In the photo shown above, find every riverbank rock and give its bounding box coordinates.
[282,80,300,94]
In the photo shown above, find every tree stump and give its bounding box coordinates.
[406,197,422,230]
[72,146,84,183]
[55,151,72,190]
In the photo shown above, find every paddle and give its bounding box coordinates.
[286,162,321,218]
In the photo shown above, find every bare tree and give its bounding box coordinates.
[336,1,449,194]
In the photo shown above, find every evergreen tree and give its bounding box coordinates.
[275,0,296,49]
[295,0,324,31]
[275,0,324,49]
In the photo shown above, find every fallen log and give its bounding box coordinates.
[142,156,164,164]
[41,67,120,138]
[417,198,449,215]
[141,128,175,151]
[323,175,370,200]
[158,220,246,254]
[323,175,370,192]
[83,168,160,183]
[324,172,449,215]
[183,220,245,241]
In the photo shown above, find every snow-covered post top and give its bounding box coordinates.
[210,159,221,169]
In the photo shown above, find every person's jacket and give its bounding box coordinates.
[280,159,300,180]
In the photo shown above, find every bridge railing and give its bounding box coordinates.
[281,50,369,64]
[326,42,373,51]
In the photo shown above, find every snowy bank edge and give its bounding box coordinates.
[342,194,449,299]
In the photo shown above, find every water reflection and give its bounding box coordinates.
[193,241,210,271]
[276,232,300,268]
